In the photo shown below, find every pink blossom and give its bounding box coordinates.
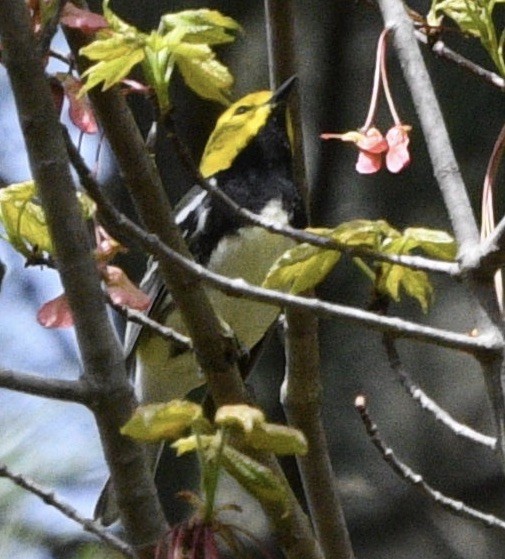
[385,124,412,173]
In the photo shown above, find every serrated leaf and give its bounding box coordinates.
[79,0,146,94]
[80,42,145,93]
[221,445,289,511]
[121,400,202,442]
[161,9,241,45]
[378,262,433,312]
[263,243,341,294]
[215,404,265,432]
[245,423,308,455]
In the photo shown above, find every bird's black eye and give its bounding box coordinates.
[234,105,251,115]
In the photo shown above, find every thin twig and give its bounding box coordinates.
[0,367,90,404]
[415,30,505,92]
[0,462,136,558]
[107,297,193,351]
[383,336,497,450]
[355,395,505,531]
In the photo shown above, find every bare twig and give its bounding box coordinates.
[0,462,136,558]
[383,337,497,450]
[0,368,90,404]
[107,297,193,351]
[355,395,505,531]
[414,31,505,92]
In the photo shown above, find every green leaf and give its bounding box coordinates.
[161,9,241,45]
[0,181,52,257]
[378,262,434,312]
[221,445,289,511]
[263,242,341,294]
[245,423,308,455]
[328,219,400,248]
[0,182,94,259]
[80,38,145,93]
[121,400,203,442]
[173,42,233,105]
[214,405,307,455]
[263,221,399,294]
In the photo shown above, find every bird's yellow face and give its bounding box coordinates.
[199,90,277,179]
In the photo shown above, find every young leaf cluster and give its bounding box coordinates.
[263,219,456,312]
[121,401,307,515]
[0,181,95,259]
[79,0,240,114]
[427,0,505,76]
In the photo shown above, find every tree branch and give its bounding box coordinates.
[0,1,166,547]
[0,462,136,558]
[355,395,505,531]
[107,297,192,351]
[383,337,497,451]
[415,30,505,92]
[0,367,90,404]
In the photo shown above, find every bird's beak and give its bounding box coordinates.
[269,75,297,105]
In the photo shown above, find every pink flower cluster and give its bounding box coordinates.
[321,124,411,174]
[321,29,412,175]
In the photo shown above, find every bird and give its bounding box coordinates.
[95,75,305,524]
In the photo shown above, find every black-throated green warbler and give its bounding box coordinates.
[96,75,305,524]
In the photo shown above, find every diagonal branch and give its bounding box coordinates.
[355,395,505,531]
[106,297,192,351]
[79,159,502,355]
[415,30,505,92]
[383,337,497,450]
[0,462,136,558]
